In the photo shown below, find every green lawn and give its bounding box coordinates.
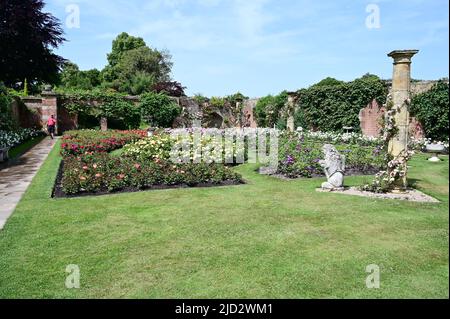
[0,141,448,298]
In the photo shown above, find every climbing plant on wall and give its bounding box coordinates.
[58,89,141,129]
[295,74,388,132]
[410,80,449,141]
[254,91,288,128]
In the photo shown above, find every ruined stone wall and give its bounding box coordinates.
[358,79,447,138]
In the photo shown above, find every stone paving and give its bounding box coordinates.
[0,137,56,229]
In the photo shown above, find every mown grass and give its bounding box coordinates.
[0,141,448,298]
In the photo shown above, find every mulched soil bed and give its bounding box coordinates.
[52,161,245,199]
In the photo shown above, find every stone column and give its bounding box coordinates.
[286,92,296,132]
[387,49,419,190]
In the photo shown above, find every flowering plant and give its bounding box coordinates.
[0,128,45,148]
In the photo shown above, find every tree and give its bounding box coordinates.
[0,0,66,87]
[59,62,101,90]
[107,32,146,67]
[104,44,173,95]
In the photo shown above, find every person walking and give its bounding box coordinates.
[47,115,56,139]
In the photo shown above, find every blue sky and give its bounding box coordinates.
[46,0,449,97]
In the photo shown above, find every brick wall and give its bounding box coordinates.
[359,99,425,138]
[359,99,385,137]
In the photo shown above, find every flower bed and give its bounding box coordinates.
[56,129,244,197]
[57,153,243,196]
[123,128,248,164]
[0,128,45,148]
[276,131,385,178]
[60,129,147,157]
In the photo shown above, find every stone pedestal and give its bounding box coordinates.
[387,50,418,190]
[286,92,297,132]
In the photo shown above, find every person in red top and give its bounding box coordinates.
[47,115,56,139]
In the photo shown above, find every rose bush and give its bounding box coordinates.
[61,152,243,195]
[60,129,147,157]
[277,131,386,178]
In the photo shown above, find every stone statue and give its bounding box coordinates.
[319,144,345,190]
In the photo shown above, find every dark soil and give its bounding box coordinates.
[52,161,245,199]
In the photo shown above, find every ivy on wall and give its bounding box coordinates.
[253,75,387,132]
[253,91,288,128]
[295,74,388,132]
[58,89,141,129]
[410,80,449,141]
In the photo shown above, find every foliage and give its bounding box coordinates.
[58,62,101,90]
[254,91,288,128]
[411,81,449,141]
[193,94,208,105]
[106,32,146,67]
[102,33,173,95]
[209,97,226,109]
[0,0,66,87]
[58,89,142,129]
[152,81,186,97]
[139,93,181,128]
[295,74,388,132]
[310,77,345,88]
[60,129,146,157]
[0,84,16,131]
[0,128,45,148]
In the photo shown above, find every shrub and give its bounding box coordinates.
[139,92,181,128]
[0,128,44,148]
[60,129,146,157]
[0,84,16,131]
[61,153,243,195]
[122,133,174,161]
[254,92,288,127]
[411,81,449,141]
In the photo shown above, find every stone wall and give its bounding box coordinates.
[357,79,446,138]
[13,79,443,135]
[359,100,385,137]
[359,99,425,138]
[242,99,258,128]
